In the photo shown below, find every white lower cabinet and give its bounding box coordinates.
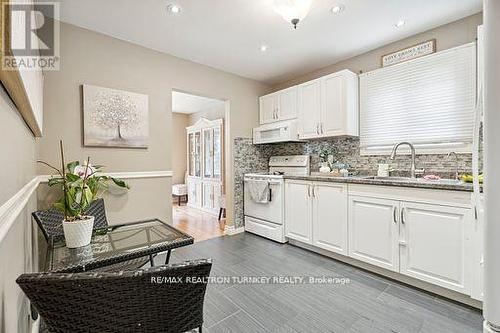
[187,177,202,208]
[349,196,400,272]
[285,181,348,255]
[312,183,348,255]
[188,177,221,214]
[203,182,213,210]
[285,180,312,243]
[399,202,471,294]
[284,181,477,298]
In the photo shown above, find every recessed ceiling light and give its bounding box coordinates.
[166,4,182,14]
[395,19,406,28]
[260,45,268,52]
[331,4,345,14]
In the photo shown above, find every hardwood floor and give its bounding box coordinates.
[160,233,483,332]
[172,204,225,242]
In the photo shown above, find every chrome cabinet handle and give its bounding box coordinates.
[312,185,316,198]
[316,123,319,135]
[400,207,405,224]
[307,185,311,197]
[320,122,324,134]
[393,207,397,223]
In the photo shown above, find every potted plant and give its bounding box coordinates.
[38,141,129,248]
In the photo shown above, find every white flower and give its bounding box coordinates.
[73,163,96,178]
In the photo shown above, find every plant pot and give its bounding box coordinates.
[62,216,95,248]
[319,162,331,173]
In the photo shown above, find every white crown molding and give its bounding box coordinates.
[0,171,172,243]
[38,170,173,183]
[0,176,40,243]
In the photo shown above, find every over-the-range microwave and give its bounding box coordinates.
[253,120,303,144]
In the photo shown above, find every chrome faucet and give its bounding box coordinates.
[390,142,418,178]
[447,152,460,180]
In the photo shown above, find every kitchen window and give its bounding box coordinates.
[359,43,477,155]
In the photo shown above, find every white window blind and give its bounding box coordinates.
[359,43,476,155]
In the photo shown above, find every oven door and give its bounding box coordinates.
[244,178,283,224]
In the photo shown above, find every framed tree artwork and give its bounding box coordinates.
[82,84,149,148]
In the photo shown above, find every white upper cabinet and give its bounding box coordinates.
[297,79,322,138]
[260,93,276,124]
[298,70,359,139]
[259,86,298,124]
[278,86,298,121]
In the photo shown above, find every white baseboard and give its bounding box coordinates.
[224,225,245,235]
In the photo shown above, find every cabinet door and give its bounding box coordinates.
[194,132,201,177]
[203,129,214,178]
[187,178,202,208]
[298,80,321,139]
[260,94,276,124]
[321,74,344,136]
[312,183,348,255]
[188,133,195,176]
[203,182,214,210]
[399,202,471,294]
[349,196,400,272]
[213,125,222,180]
[285,181,312,243]
[278,86,298,121]
[212,183,222,211]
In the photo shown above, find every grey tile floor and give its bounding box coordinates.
[158,232,483,333]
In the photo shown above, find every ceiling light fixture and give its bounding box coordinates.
[260,45,269,52]
[166,3,182,14]
[331,4,345,14]
[395,19,406,28]
[273,0,312,29]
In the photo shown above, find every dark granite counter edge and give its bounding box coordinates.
[284,175,474,192]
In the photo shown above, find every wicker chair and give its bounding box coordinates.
[17,259,212,333]
[32,198,108,242]
[32,199,152,272]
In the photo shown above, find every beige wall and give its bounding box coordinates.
[0,86,38,333]
[39,22,269,226]
[171,113,189,184]
[272,13,482,91]
[188,106,225,125]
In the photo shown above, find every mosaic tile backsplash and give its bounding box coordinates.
[233,136,479,228]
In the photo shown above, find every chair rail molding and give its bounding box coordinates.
[0,171,173,243]
[0,177,40,242]
[38,170,173,183]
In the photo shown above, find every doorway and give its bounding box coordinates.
[171,90,227,242]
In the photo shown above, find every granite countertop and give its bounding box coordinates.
[284,174,475,192]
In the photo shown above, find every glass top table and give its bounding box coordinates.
[44,219,194,273]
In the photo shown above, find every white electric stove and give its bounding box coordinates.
[244,155,310,243]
